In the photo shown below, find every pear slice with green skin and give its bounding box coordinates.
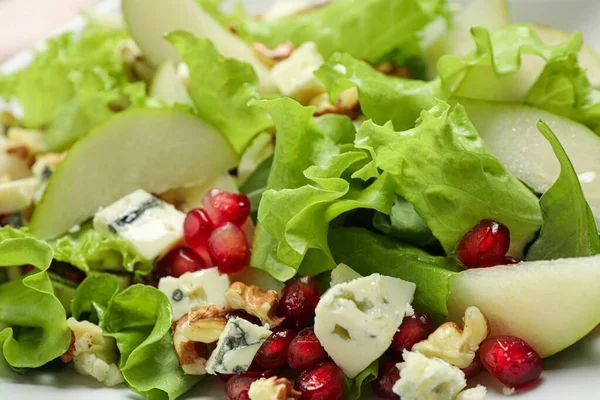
[527,23,600,89]
[30,108,237,240]
[458,98,600,229]
[423,0,510,79]
[150,60,193,106]
[447,255,600,357]
[122,0,277,93]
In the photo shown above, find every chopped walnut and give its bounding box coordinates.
[6,127,47,155]
[248,376,302,400]
[412,306,490,369]
[374,61,413,79]
[311,87,360,119]
[180,305,229,343]
[173,314,211,375]
[252,41,295,68]
[225,282,284,328]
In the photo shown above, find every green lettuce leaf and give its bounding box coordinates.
[50,223,153,277]
[240,154,274,220]
[71,274,120,324]
[232,0,448,63]
[356,101,542,254]
[103,285,201,400]
[251,98,395,281]
[166,30,273,153]
[329,227,458,317]
[1,24,146,151]
[0,227,71,369]
[344,360,379,400]
[526,121,600,260]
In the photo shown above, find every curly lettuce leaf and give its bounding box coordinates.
[166,30,273,153]
[0,227,71,369]
[50,223,153,277]
[103,285,201,400]
[356,102,542,255]
[232,0,448,63]
[71,274,120,324]
[344,360,379,400]
[1,24,146,151]
[251,98,395,281]
[526,121,600,260]
[329,227,458,317]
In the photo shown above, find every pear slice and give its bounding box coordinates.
[458,98,600,228]
[150,60,193,106]
[528,23,600,89]
[447,255,600,357]
[29,108,237,239]
[122,0,276,93]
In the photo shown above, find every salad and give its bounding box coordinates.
[1,0,600,399]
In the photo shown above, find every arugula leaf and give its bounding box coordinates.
[356,101,542,255]
[251,98,395,281]
[50,223,153,277]
[71,274,120,324]
[0,227,71,369]
[166,30,273,153]
[103,285,201,400]
[344,360,379,400]
[329,227,458,317]
[526,121,600,260]
[233,0,448,63]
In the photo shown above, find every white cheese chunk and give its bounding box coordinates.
[206,317,271,375]
[158,268,230,321]
[0,177,39,213]
[271,42,325,104]
[314,274,416,378]
[93,189,185,260]
[456,385,487,400]
[392,350,467,400]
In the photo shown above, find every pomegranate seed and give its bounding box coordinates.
[371,360,401,399]
[226,310,261,326]
[255,327,296,369]
[390,311,435,356]
[295,362,344,400]
[277,276,320,328]
[207,222,250,274]
[287,327,328,369]
[203,189,251,227]
[184,208,213,251]
[223,371,275,399]
[457,219,511,268]
[479,336,543,388]
[156,247,208,278]
[461,354,483,379]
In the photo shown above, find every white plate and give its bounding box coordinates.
[2,0,600,399]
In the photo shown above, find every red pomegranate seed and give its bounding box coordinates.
[390,311,435,356]
[207,222,250,274]
[226,310,261,326]
[287,327,328,369]
[371,360,401,399]
[255,327,297,369]
[184,208,213,250]
[203,189,251,227]
[156,247,208,278]
[457,219,511,268]
[479,336,543,388]
[223,371,275,398]
[295,362,344,400]
[277,276,320,328]
[461,353,483,379]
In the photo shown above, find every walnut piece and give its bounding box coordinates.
[181,305,229,343]
[412,306,490,368]
[374,61,413,79]
[248,377,302,400]
[251,41,295,68]
[173,314,211,375]
[225,282,284,328]
[311,87,360,119]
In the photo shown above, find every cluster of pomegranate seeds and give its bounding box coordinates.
[156,247,208,278]
[294,362,345,400]
[287,327,329,369]
[457,219,516,268]
[389,311,435,356]
[254,327,297,369]
[371,360,401,399]
[479,335,543,388]
[183,189,252,274]
[276,276,321,327]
